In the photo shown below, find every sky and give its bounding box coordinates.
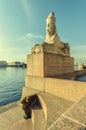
[0,0,86,64]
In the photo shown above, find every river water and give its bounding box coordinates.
[0,67,26,107]
[0,67,86,107]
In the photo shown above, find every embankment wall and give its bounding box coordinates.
[23,75,86,102]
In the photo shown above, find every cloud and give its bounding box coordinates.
[26,33,44,39]
[18,33,44,42]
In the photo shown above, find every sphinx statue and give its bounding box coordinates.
[32,12,70,56]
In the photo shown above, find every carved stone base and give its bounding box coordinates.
[27,52,74,77]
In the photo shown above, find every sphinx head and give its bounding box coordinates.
[46,12,56,36]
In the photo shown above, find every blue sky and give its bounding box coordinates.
[0,0,86,64]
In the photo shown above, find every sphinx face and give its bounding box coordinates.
[46,23,56,36]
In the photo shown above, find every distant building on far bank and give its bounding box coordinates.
[8,61,27,67]
[78,63,84,70]
[0,61,8,67]
[8,61,22,67]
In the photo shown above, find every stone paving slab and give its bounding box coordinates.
[9,118,32,130]
[0,115,11,130]
[48,116,86,130]
[64,95,86,126]
[0,106,23,124]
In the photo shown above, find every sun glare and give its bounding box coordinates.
[20,0,32,22]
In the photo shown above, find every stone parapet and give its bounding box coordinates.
[25,75,45,91]
[45,78,86,102]
[54,69,86,79]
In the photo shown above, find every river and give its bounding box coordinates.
[0,67,26,106]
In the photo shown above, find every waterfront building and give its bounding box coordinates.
[0,61,7,67]
[8,61,27,67]
[78,63,84,70]
[8,61,22,67]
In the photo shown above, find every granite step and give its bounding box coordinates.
[38,92,74,128]
[32,106,46,130]
[0,102,33,130]
[0,102,18,114]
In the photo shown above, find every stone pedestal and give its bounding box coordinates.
[22,52,74,98]
[22,12,74,98]
[27,52,74,77]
